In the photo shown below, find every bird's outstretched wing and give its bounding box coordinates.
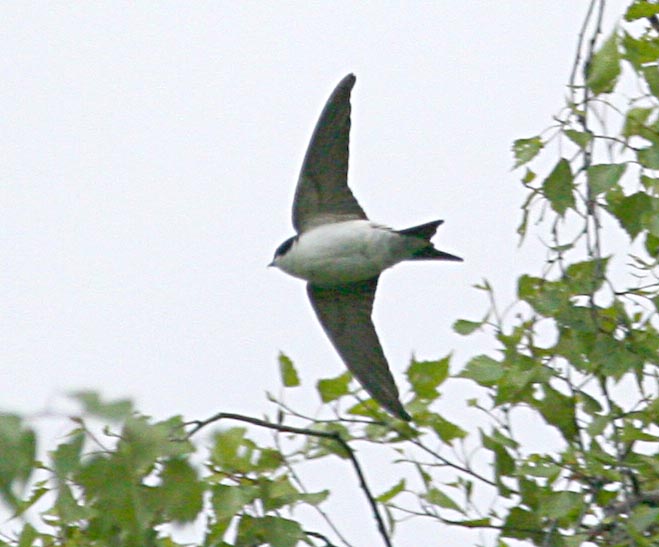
[307,277,411,421]
[293,74,367,233]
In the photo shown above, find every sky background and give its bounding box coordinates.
[2,2,629,545]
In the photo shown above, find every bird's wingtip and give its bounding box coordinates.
[340,73,357,88]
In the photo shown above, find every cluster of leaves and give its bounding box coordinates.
[0,393,331,547]
[455,1,659,545]
[0,357,470,547]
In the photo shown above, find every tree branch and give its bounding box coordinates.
[187,412,394,547]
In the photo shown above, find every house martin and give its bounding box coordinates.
[271,74,462,421]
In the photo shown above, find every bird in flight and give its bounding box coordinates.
[270,74,461,421]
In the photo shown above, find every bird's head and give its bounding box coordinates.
[269,235,297,268]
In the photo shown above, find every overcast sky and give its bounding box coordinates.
[2,2,628,545]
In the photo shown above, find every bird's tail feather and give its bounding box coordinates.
[398,219,463,262]
[410,247,463,261]
[398,219,444,240]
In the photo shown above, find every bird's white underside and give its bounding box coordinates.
[273,220,426,286]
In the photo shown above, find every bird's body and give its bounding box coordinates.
[271,74,461,421]
[273,220,427,286]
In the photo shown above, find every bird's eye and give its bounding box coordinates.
[275,236,296,258]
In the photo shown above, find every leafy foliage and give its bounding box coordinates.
[452,2,659,544]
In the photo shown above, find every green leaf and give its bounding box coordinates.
[534,386,578,441]
[522,168,536,184]
[346,399,390,421]
[646,233,659,256]
[622,107,653,138]
[587,414,609,437]
[17,523,38,547]
[428,414,467,444]
[630,504,659,532]
[564,257,610,295]
[638,144,659,169]
[76,455,145,536]
[517,460,562,480]
[625,1,659,20]
[257,476,301,511]
[607,191,653,239]
[586,32,621,94]
[587,163,626,195]
[51,431,84,478]
[543,159,574,215]
[158,458,204,523]
[591,335,645,378]
[278,353,300,387]
[254,448,284,471]
[495,361,542,405]
[565,129,592,149]
[579,391,603,414]
[425,487,462,512]
[0,414,36,508]
[377,479,406,503]
[264,516,306,547]
[459,355,504,386]
[539,491,583,519]
[317,372,351,403]
[642,65,659,97]
[484,428,519,449]
[70,391,133,421]
[407,357,450,399]
[482,432,515,481]
[298,489,329,506]
[237,515,305,547]
[212,484,258,521]
[641,175,659,193]
[512,136,543,168]
[502,507,543,541]
[211,428,253,473]
[117,415,190,474]
[453,319,482,335]
[50,482,88,522]
[621,422,659,442]
[518,275,568,316]
[622,31,659,69]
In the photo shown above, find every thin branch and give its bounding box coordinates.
[274,429,355,547]
[187,412,394,547]
[305,529,342,547]
[569,0,598,91]
[408,437,499,489]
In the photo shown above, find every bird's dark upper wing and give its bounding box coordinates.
[292,74,367,233]
[307,277,410,421]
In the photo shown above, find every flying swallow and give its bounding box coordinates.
[271,74,461,420]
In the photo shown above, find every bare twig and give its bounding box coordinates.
[408,437,499,489]
[305,529,343,547]
[569,0,598,91]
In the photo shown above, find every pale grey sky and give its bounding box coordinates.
[2,2,626,545]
